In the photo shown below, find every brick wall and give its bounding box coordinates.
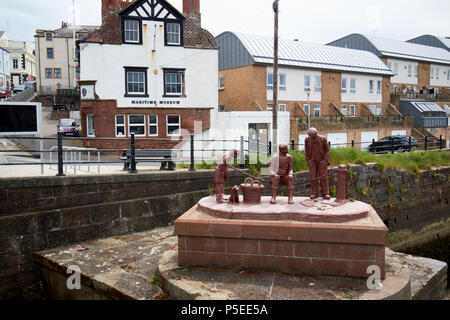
[102,0,136,45]
[80,99,211,150]
[0,170,243,298]
[321,71,342,109]
[418,62,431,89]
[218,65,267,111]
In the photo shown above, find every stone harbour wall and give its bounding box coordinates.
[0,164,448,298]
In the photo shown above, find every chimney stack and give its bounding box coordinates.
[102,0,135,44]
[183,0,200,15]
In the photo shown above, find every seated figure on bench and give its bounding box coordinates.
[269,144,294,204]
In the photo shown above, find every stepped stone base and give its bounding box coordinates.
[174,197,388,278]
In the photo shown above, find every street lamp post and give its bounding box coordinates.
[306,88,311,129]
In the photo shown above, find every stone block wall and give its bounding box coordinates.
[0,170,242,298]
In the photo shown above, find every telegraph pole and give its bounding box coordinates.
[272,0,279,154]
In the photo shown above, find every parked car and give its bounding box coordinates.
[13,84,26,94]
[58,118,80,136]
[0,87,12,99]
[368,135,419,153]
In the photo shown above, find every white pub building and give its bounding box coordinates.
[79,0,217,150]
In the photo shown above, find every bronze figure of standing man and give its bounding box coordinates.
[305,128,330,200]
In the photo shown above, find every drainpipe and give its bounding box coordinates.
[66,38,71,90]
[37,35,42,94]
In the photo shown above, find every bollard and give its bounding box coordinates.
[268,141,272,156]
[409,136,412,151]
[391,138,394,154]
[56,132,65,176]
[372,139,375,153]
[189,134,195,171]
[424,136,428,151]
[351,140,354,148]
[440,135,443,150]
[336,164,348,202]
[291,139,295,151]
[130,133,137,173]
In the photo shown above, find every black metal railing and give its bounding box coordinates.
[0,132,447,176]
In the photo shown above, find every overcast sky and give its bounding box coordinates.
[1,0,449,46]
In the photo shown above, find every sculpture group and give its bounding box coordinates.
[213,128,334,204]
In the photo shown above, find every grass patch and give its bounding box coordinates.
[178,149,450,175]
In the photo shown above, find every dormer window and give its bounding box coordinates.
[45,33,53,41]
[165,23,181,46]
[124,19,140,44]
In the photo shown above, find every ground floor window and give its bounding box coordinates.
[304,104,310,116]
[86,115,95,137]
[279,103,287,112]
[149,114,158,136]
[313,104,321,117]
[167,114,180,136]
[368,105,382,116]
[128,114,146,136]
[349,105,356,117]
[341,104,347,116]
[115,114,125,137]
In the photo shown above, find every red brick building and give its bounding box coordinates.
[79,0,218,150]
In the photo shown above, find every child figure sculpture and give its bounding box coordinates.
[269,144,295,204]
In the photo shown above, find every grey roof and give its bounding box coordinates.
[328,33,450,65]
[407,35,450,52]
[53,25,99,38]
[409,101,445,113]
[217,32,393,76]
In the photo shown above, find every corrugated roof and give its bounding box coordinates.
[362,34,450,65]
[232,32,393,76]
[436,36,450,49]
[410,101,445,113]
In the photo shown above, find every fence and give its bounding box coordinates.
[0,133,447,176]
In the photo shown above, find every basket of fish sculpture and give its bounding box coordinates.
[240,178,265,204]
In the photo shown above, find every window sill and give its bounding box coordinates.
[163,94,184,98]
[125,94,149,98]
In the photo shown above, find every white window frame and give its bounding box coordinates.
[304,75,311,92]
[279,74,286,91]
[279,103,286,112]
[128,114,146,137]
[393,63,398,76]
[408,65,412,78]
[430,67,434,79]
[313,104,321,117]
[314,76,321,93]
[349,104,356,117]
[218,75,225,90]
[124,20,140,43]
[377,80,382,95]
[341,78,347,94]
[447,69,450,81]
[86,115,95,137]
[267,73,273,91]
[115,114,126,137]
[369,105,382,116]
[166,23,181,45]
[13,59,18,69]
[350,79,356,94]
[267,104,273,111]
[126,71,146,95]
[304,104,310,116]
[436,67,439,80]
[414,65,418,78]
[148,114,158,137]
[166,114,181,136]
[341,104,347,116]
[164,70,183,96]
[369,80,374,95]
